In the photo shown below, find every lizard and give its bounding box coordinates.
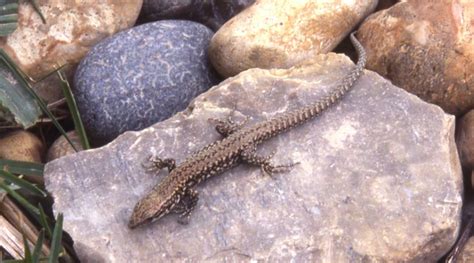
[128,31,367,229]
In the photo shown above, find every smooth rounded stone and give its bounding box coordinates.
[209,0,377,77]
[0,131,44,162]
[46,131,83,162]
[0,1,142,103]
[74,20,219,144]
[357,0,474,115]
[138,0,255,31]
[45,53,462,262]
[456,110,474,169]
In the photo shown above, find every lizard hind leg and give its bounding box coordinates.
[209,111,249,137]
[241,146,299,177]
[142,156,176,173]
[171,188,199,225]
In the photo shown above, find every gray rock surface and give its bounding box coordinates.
[74,20,218,145]
[139,0,255,31]
[46,53,462,262]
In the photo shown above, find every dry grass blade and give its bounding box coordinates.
[0,215,24,259]
[0,194,49,259]
[0,182,40,216]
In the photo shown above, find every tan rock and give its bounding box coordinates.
[0,130,44,162]
[456,110,474,169]
[358,0,474,115]
[0,0,143,102]
[46,131,83,162]
[209,0,377,77]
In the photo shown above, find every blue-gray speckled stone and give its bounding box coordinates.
[74,20,219,144]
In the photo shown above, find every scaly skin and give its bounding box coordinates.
[128,32,367,229]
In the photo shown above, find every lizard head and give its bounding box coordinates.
[128,190,174,229]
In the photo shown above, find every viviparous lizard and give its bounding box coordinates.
[128,32,367,229]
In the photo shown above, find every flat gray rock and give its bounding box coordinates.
[45,53,462,262]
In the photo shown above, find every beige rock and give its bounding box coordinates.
[0,0,143,102]
[358,0,474,115]
[0,130,44,162]
[46,131,83,162]
[45,53,462,262]
[209,0,377,77]
[456,110,474,169]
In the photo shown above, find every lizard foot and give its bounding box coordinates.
[241,145,299,177]
[142,155,176,173]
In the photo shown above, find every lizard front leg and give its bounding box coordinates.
[209,113,249,137]
[171,188,199,224]
[241,145,299,176]
[142,156,176,173]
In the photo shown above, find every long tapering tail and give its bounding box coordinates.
[262,31,367,137]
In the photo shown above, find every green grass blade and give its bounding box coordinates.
[57,70,90,150]
[48,213,63,263]
[0,13,17,23]
[0,61,42,128]
[23,234,33,262]
[0,2,18,15]
[27,0,45,24]
[0,159,44,176]
[3,260,24,263]
[0,1,18,36]
[0,170,46,197]
[0,50,79,151]
[0,183,19,192]
[32,229,45,263]
[0,181,40,216]
[0,22,16,35]
[0,1,18,5]
[38,203,52,238]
